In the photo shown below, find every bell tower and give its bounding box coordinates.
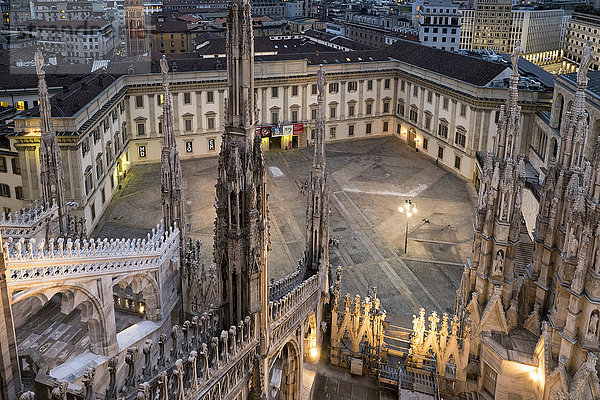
[124,0,146,57]
[214,0,269,338]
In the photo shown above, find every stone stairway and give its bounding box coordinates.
[515,225,534,276]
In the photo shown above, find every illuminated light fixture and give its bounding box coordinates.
[139,304,146,314]
[310,347,318,359]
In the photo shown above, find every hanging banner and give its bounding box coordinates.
[283,125,293,136]
[256,123,304,138]
[271,126,283,137]
[293,123,303,135]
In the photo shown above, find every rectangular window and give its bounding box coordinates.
[348,81,357,92]
[207,117,215,130]
[185,119,192,131]
[401,80,405,91]
[438,146,444,160]
[271,112,279,125]
[423,137,428,150]
[138,145,146,158]
[413,85,419,97]
[311,109,317,120]
[135,96,143,108]
[329,127,336,138]
[460,104,467,117]
[397,124,401,134]
[495,110,500,123]
[96,157,103,180]
[348,104,355,117]
[383,121,389,132]
[158,121,163,135]
[82,138,90,157]
[425,114,432,130]
[15,186,23,200]
[455,131,466,147]
[91,203,96,221]
[85,172,93,195]
[427,90,433,103]
[443,97,449,110]
[330,107,336,119]
[11,158,20,175]
[0,184,9,197]
[272,87,279,98]
[409,108,418,123]
[0,157,6,173]
[312,84,317,95]
[291,110,298,122]
[185,140,193,153]
[184,92,191,104]
[292,85,298,96]
[366,103,373,115]
[348,125,354,136]
[454,155,461,170]
[329,83,339,93]
[384,79,390,89]
[101,188,106,204]
[438,123,448,138]
[93,127,101,143]
[208,138,215,151]
[366,123,372,134]
[367,80,373,91]
[383,102,390,114]
[157,94,164,106]
[137,122,145,136]
[206,91,214,103]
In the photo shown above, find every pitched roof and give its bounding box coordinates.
[385,39,508,86]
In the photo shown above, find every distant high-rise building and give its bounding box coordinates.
[413,0,461,52]
[125,0,146,56]
[472,0,512,53]
[563,12,600,72]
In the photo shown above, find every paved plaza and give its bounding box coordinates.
[95,136,477,328]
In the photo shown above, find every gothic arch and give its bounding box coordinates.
[269,339,301,400]
[112,272,161,320]
[11,284,112,355]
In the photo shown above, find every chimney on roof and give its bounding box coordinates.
[98,75,104,86]
[56,98,63,108]
[81,81,87,90]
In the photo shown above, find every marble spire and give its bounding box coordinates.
[35,50,67,234]
[159,55,184,235]
[305,66,329,272]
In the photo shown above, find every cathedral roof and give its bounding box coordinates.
[563,70,600,100]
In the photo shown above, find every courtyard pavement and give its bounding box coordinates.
[94,136,477,328]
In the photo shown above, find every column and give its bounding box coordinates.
[283,86,289,123]
[148,94,156,138]
[358,80,364,117]
[261,88,268,125]
[375,79,382,116]
[218,90,225,129]
[195,91,203,131]
[172,92,180,134]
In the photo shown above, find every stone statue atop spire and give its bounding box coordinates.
[578,42,593,87]
[159,55,184,236]
[305,66,329,274]
[36,50,67,235]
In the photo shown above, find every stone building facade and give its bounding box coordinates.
[7,40,552,233]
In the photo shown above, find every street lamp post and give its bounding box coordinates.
[399,199,417,255]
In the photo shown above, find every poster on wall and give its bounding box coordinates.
[283,125,293,136]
